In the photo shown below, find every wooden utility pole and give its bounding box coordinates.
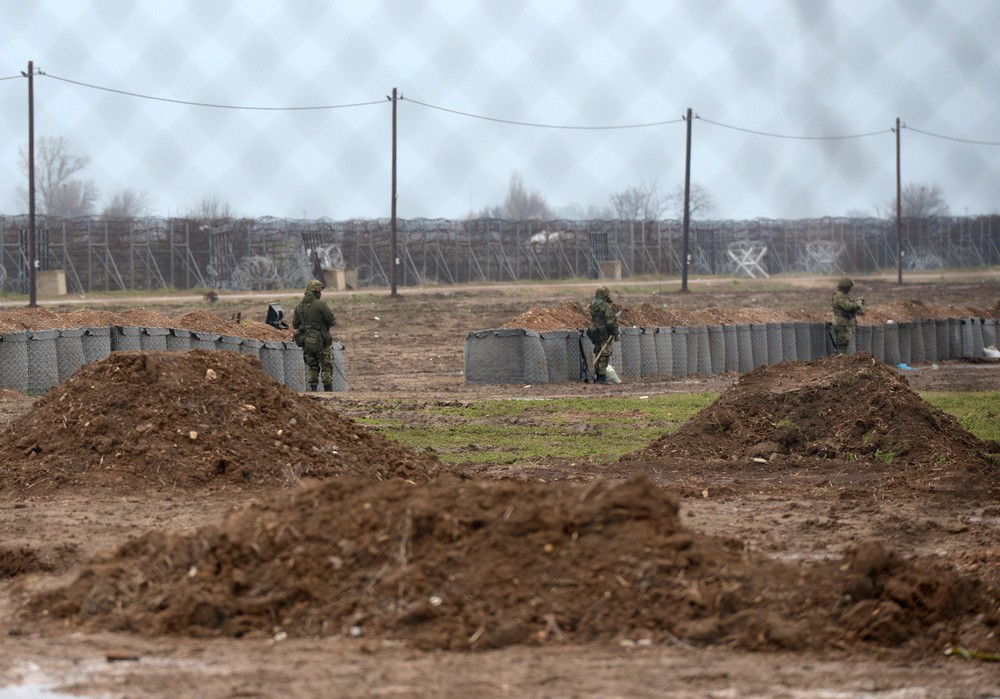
[389,87,399,297]
[895,116,903,285]
[27,60,37,307]
[680,107,692,292]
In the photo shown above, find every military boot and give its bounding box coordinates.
[308,383,318,392]
[323,383,333,392]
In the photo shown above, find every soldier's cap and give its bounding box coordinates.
[595,286,610,298]
[837,277,853,291]
[306,279,325,293]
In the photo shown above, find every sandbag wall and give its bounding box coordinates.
[463,317,997,384]
[0,325,347,395]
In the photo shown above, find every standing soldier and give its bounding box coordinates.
[292,279,336,391]
[588,286,619,383]
[831,277,865,355]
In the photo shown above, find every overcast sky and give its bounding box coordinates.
[3,0,999,221]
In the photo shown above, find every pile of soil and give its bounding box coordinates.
[18,473,995,655]
[624,353,999,493]
[500,301,590,331]
[500,300,1000,333]
[0,307,290,342]
[0,351,450,494]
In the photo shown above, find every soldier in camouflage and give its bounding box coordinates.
[292,279,337,391]
[831,277,865,354]
[588,286,619,383]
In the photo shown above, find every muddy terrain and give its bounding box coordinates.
[0,273,998,698]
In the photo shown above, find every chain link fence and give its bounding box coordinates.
[2,2,998,293]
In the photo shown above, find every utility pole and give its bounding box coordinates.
[389,87,399,297]
[680,107,692,293]
[895,116,903,285]
[27,60,37,307]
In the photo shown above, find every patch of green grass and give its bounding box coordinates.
[874,449,897,465]
[358,393,716,465]
[353,391,999,468]
[922,392,1000,443]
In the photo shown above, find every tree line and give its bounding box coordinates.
[15,136,953,223]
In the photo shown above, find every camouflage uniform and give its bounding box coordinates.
[588,286,619,383]
[292,279,337,390]
[831,277,864,354]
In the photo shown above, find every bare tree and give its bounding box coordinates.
[665,183,715,219]
[103,188,155,218]
[17,136,100,217]
[885,182,950,219]
[610,180,667,221]
[502,172,552,220]
[472,172,552,220]
[187,195,235,222]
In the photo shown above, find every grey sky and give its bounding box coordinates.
[3,0,998,220]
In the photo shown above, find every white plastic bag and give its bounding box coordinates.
[606,364,622,384]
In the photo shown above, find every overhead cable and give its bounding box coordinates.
[696,116,890,141]
[42,72,386,111]
[404,96,686,130]
[904,124,1000,146]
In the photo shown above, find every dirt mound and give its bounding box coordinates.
[863,298,1000,324]
[18,473,993,654]
[624,353,999,487]
[500,301,590,331]
[0,351,450,494]
[170,309,289,341]
[498,298,1000,333]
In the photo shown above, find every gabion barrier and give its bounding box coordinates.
[167,328,192,351]
[464,329,548,385]
[27,330,60,396]
[259,340,285,384]
[140,327,169,352]
[82,327,112,363]
[723,325,738,372]
[218,335,243,353]
[640,328,658,377]
[794,323,811,361]
[984,318,998,348]
[111,326,143,352]
[55,328,87,381]
[282,341,307,392]
[670,326,688,377]
[191,331,220,351]
[540,330,573,383]
[735,324,753,372]
[0,331,29,394]
[329,341,349,392]
[240,337,263,361]
[870,324,885,362]
[855,325,872,355]
[462,318,996,384]
[0,325,344,394]
[961,318,985,359]
[620,327,642,379]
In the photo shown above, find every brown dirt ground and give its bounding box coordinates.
[1,273,999,698]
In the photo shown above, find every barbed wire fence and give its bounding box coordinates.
[1,213,997,294]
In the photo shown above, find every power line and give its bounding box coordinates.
[904,124,1000,146]
[1,74,24,81]
[697,115,890,141]
[404,96,686,130]
[41,71,387,111]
